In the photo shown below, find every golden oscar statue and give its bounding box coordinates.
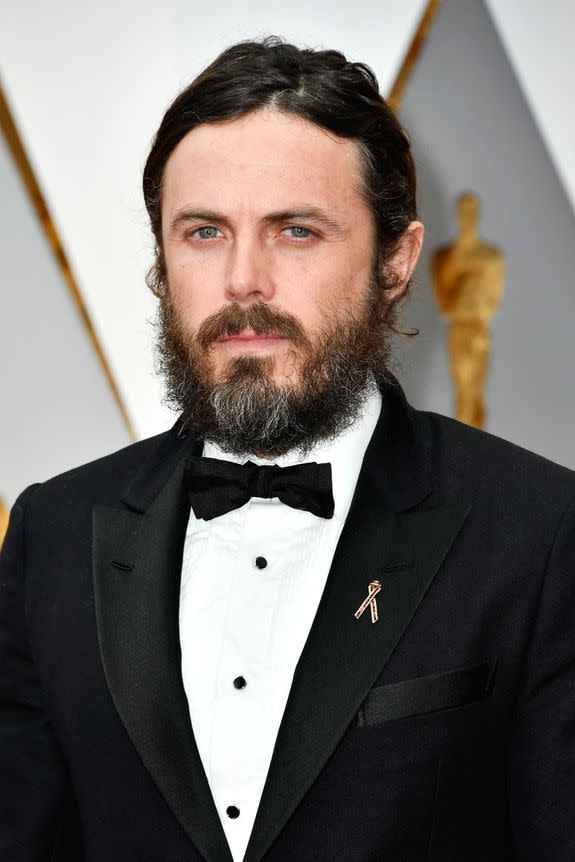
[432,193,505,429]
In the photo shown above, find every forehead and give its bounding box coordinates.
[161,108,366,218]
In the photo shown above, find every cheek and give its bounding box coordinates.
[288,261,364,326]
[276,254,339,313]
[166,258,222,329]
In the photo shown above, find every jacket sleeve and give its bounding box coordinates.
[508,492,575,859]
[0,484,79,861]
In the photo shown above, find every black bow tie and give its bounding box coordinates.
[184,455,335,521]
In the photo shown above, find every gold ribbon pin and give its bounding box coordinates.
[354,580,381,623]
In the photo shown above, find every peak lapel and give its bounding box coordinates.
[244,380,472,862]
[244,496,471,862]
[92,427,233,862]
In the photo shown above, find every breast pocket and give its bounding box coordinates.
[356,660,497,727]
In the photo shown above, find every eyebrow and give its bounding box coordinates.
[167,205,348,238]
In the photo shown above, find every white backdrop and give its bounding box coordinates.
[1,0,574,440]
[0,0,427,437]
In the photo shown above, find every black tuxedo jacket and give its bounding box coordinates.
[2,377,575,861]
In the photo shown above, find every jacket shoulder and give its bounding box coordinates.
[28,428,175,508]
[424,409,575,504]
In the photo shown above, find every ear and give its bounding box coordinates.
[382,220,424,302]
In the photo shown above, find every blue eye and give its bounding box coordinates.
[194,226,221,239]
[285,226,313,239]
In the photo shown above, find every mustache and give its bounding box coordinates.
[196,302,310,349]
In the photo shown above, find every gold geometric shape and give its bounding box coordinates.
[388,0,444,113]
[0,497,9,551]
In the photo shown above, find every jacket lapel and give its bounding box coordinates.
[243,382,472,862]
[243,496,470,862]
[92,425,234,862]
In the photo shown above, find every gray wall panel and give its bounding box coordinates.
[395,0,575,469]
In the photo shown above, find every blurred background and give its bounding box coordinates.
[1,0,574,533]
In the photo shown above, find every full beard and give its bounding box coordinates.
[153,269,397,458]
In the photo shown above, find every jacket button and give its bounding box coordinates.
[233,676,247,689]
[227,805,240,819]
[255,556,268,569]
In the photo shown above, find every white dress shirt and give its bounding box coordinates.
[179,383,382,862]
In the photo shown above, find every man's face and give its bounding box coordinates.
[156,107,422,456]
[161,108,377,385]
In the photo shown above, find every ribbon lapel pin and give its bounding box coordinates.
[354,580,382,623]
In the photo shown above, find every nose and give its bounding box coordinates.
[224,233,275,303]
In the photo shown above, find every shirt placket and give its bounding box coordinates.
[209,499,285,849]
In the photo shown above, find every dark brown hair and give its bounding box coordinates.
[143,35,418,305]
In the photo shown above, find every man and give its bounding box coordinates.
[2,36,575,862]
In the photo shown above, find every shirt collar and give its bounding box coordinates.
[203,381,382,522]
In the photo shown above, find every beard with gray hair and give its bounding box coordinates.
[153,266,398,459]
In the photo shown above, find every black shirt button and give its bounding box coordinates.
[233,676,247,689]
[255,556,268,569]
[227,805,240,819]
